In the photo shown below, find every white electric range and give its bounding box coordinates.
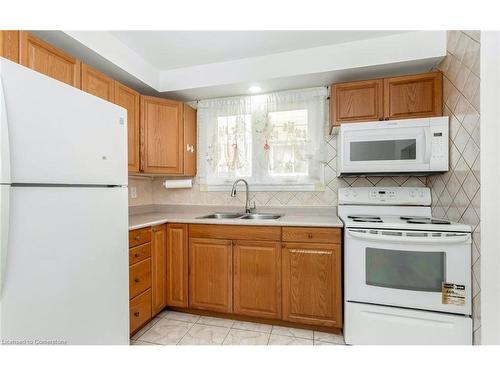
[338,187,473,345]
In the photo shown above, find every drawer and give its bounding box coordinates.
[282,227,341,244]
[129,243,151,266]
[189,224,281,241]
[129,227,151,248]
[129,258,152,299]
[130,289,152,335]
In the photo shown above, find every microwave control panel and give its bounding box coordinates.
[431,131,446,159]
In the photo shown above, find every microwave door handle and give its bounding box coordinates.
[347,229,470,244]
[423,127,432,163]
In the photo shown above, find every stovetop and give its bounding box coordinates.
[342,214,470,232]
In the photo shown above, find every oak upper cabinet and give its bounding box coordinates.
[189,238,232,313]
[282,242,342,328]
[183,103,197,177]
[81,64,115,102]
[19,31,81,88]
[330,79,384,127]
[140,96,184,174]
[0,30,19,62]
[114,82,140,172]
[233,240,281,319]
[384,72,443,120]
[166,223,189,308]
[151,224,168,316]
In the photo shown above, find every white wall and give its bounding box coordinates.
[480,31,500,344]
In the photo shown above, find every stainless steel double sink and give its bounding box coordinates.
[197,212,282,220]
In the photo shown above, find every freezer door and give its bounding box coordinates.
[0,57,127,186]
[0,186,129,344]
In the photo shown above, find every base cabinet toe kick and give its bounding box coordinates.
[128,224,343,335]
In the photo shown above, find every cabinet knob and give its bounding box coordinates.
[134,312,140,317]
[308,233,313,239]
[134,253,140,258]
[134,236,140,241]
[134,277,140,283]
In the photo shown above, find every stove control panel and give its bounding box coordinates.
[338,187,431,206]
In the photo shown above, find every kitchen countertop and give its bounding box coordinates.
[129,205,344,230]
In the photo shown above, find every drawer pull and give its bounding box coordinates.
[134,277,140,283]
[134,312,140,317]
[307,233,313,239]
[134,253,140,258]
[134,236,140,241]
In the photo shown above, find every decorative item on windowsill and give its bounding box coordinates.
[162,178,193,189]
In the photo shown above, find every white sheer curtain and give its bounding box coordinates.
[198,87,328,191]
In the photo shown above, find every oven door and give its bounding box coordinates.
[345,228,472,315]
[338,120,432,175]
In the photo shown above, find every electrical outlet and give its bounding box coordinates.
[130,187,137,199]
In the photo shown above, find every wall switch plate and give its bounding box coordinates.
[130,187,137,199]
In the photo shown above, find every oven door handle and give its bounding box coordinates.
[346,228,470,244]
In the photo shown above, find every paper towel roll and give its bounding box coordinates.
[162,179,193,189]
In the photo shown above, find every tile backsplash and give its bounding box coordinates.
[428,30,481,343]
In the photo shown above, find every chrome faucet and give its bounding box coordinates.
[230,179,256,214]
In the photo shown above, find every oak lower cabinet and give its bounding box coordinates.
[151,224,167,316]
[282,242,342,328]
[189,238,233,313]
[166,223,189,308]
[233,240,281,319]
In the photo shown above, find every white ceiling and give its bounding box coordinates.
[109,30,408,70]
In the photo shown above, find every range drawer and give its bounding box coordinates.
[129,243,151,266]
[130,289,152,335]
[129,258,152,299]
[282,227,341,244]
[129,227,151,248]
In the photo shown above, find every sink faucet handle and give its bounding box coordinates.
[250,201,257,212]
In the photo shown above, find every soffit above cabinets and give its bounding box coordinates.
[31,30,447,101]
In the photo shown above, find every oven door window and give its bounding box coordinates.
[350,139,417,161]
[366,248,445,292]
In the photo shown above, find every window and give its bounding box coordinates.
[198,87,327,191]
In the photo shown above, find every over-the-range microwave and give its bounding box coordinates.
[337,116,449,176]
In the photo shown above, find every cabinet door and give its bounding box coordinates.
[189,238,232,313]
[0,30,19,62]
[151,224,167,316]
[19,31,81,88]
[140,96,183,174]
[330,79,383,127]
[81,64,115,102]
[233,241,281,319]
[114,82,140,172]
[384,72,443,120]
[282,242,342,328]
[166,223,189,307]
[183,103,197,176]
[130,289,152,336]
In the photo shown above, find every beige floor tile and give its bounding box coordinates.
[178,324,230,345]
[131,340,158,345]
[223,329,270,345]
[131,317,161,340]
[231,321,273,333]
[313,340,334,345]
[140,319,194,345]
[197,316,234,328]
[165,311,200,323]
[313,331,345,345]
[271,326,313,339]
[155,309,171,319]
[268,334,313,345]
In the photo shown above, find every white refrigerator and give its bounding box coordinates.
[0,57,129,344]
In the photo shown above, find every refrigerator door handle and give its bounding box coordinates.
[0,186,9,296]
[0,74,11,183]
